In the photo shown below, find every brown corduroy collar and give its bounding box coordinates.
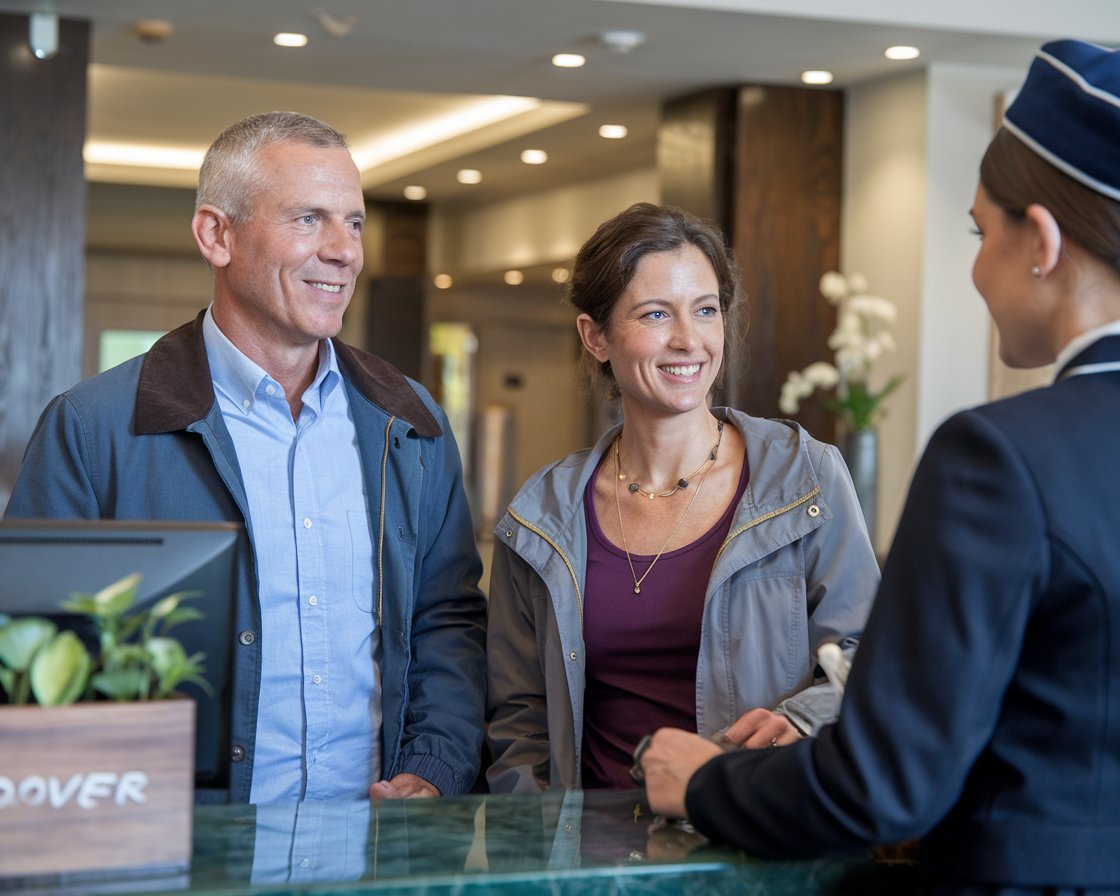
[133,310,442,438]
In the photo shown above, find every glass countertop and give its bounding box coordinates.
[7,789,916,895]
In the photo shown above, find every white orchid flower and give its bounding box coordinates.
[847,295,897,323]
[818,271,848,304]
[846,272,869,294]
[802,361,840,388]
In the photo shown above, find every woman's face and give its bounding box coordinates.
[970,183,1057,368]
[582,244,724,418]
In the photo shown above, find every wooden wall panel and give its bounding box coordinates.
[732,85,843,440]
[366,201,428,381]
[659,89,737,236]
[0,14,89,511]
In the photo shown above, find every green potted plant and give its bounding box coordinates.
[0,572,208,707]
[0,574,205,879]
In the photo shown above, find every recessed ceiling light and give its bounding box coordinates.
[456,169,482,185]
[885,45,920,61]
[800,70,834,85]
[551,267,570,284]
[433,274,453,289]
[504,270,525,286]
[520,149,548,165]
[598,124,628,139]
[552,53,586,68]
[273,32,308,48]
[403,185,427,201]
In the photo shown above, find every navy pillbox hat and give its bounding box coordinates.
[1004,39,1120,201]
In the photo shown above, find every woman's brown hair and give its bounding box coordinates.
[981,127,1120,273]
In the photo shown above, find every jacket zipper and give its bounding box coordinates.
[714,484,821,565]
[505,508,583,627]
[376,416,395,627]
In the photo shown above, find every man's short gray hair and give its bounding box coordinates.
[195,111,350,222]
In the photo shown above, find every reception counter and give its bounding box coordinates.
[13,789,916,895]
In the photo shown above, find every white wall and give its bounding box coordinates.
[841,69,927,555]
[842,61,1023,553]
[918,63,1023,445]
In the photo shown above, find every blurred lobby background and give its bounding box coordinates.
[3,0,1118,572]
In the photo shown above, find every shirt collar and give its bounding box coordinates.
[1053,319,1120,381]
[202,306,340,414]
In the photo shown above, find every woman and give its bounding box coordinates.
[485,202,880,793]
[641,39,1120,894]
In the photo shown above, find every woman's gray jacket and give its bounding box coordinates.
[485,407,880,793]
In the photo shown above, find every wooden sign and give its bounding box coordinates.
[0,699,194,878]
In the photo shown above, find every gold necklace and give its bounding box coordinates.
[617,420,725,500]
[612,435,715,594]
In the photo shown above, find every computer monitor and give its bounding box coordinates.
[0,519,240,789]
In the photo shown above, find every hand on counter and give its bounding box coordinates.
[640,728,721,819]
[721,707,802,748]
[369,773,441,801]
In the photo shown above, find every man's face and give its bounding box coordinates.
[217,140,365,355]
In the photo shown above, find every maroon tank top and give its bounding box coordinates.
[580,451,749,789]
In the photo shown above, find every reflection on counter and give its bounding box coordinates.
[14,789,917,895]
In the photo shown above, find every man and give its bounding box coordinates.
[5,112,486,804]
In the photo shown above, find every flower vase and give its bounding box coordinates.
[841,428,878,545]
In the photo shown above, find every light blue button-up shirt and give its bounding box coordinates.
[203,308,381,803]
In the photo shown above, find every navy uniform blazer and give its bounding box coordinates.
[685,335,1120,893]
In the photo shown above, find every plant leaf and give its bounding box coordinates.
[29,631,91,706]
[0,617,58,672]
[91,667,148,701]
[146,636,187,680]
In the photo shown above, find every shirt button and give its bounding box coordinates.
[308,595,318,606]
[238,630,255,646]
[807,504,821,517]
[568,651,577,661]
[241,399,251,410]
[231,744,246,762]
[303,518,313,528]
[299,858,311,869]
[265,384,277,396]
[312,674,322,685]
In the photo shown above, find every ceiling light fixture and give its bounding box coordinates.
[457,169,482,185]
[28,12,58,60]
[403,185,427,201]
[598,124,628,139]
[885,45,920,60]
[551,267,570,284]
[433,274,453,289]
[273,33,308,48]
[84,142,206,170]
[552,53,586,68]
[800,70,834,85]
[317,12,358,38]
[132,19,173,43]
[599,30,645,53]
[520,149,548,165]
[350,96,540,172]
[504,271,525,286]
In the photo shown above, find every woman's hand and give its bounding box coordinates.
[721,707,802,748]
[640,728,721,819]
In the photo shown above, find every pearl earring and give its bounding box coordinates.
[1030,265,1041,278]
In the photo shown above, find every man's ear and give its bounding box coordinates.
[192,205,233,269]
[576,313,610,363]
[1024,203,1062,277]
